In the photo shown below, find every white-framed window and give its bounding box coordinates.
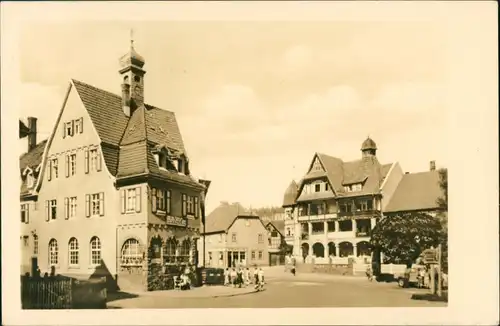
[164,238,177,264]
[179,239,191,263]
[218,234,223,243]
[65,122,74,138]
[231,233,237,243]
[48,239,58,265]
[258,251,263,259]
[85,193,104,217]
[69,197,77,217]
[69,154,76,176]
[251,251,256,259]
[90,236,101,266]
[91,194,100,216]
[121,238,142,266]
[50,158,58,180]
[157,189,164,210]
[258,233,264,244]
[33,235,38,255]
[23,236,29,247]
[68,237,79,266]
[187,196,193,215]
[325,183,329,191]
[208,251,213,266]
[21,204,29,223]
[45,199,57,220]
[127,188,136,213]
[74,118,83,134]
[315,184,321,192]
[90,149,101,172]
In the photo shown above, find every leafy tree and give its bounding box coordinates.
[370,212,444,267]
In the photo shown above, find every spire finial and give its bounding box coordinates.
[130,28,135,48]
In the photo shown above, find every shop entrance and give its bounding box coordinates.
[227,251,246,268]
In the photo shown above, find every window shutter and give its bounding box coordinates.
[71,120,75,136]
[99,192,105,216]
[65,155,70,178]
[62,124,66,139]
[194,197,199,218]
[79,118,83,133]
[85,194,90,217]
[135,187,141,213]
[120,190,126,214]
[166,190,171,214]
[64,197,69,219]
[45,200,49,222]
[48,160,52,181]
[96,150,102,172]
[151,188,157,213]
[84,149,89,174]
[182,194,187,217]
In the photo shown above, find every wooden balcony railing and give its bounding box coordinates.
[338,209,379,218]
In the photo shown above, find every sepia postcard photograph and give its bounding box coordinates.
[1,1,498,325]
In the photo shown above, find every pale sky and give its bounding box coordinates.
[17,21,450,213]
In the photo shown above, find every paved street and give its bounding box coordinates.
[107,269,446,308]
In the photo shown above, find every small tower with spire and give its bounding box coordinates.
[119,29,146,117]
[361,136,377,158]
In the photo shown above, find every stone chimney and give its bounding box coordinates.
[430,160,436,171]
[121,82,131,117]
[27,117,37,152]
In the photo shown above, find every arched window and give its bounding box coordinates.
[48,239,58,265]
[164,238,177,264]
[121,238,142,266]
[180,239,191,263]
[68,238,79,266]
[90,236,101,266]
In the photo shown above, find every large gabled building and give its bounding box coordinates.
[282,137,404,264]
[198,202,269,268]
[19,41,209,292]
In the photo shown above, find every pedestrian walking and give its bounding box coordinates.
[230,268,237,287]
[245,267,251,286]
[224,268,230,286]
[255,267,265,291]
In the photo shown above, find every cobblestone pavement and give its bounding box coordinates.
[107,270,446,309]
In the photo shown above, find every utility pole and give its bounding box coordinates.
[437,243,443,297]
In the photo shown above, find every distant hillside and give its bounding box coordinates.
[250,206,285,221]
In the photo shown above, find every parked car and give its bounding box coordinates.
[396,264,425,288]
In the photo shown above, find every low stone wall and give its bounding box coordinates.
[296,263,353,276]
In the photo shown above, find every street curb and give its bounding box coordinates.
[212,289,259,298]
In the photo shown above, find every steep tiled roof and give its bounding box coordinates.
[20,140,47,196]
[72,79,129,146]
[71,79,200,188]
[384,170,442,213]
[203,202,248,234]
[20,140,47,172]
[282,180,298,207]
[297,152,392,200]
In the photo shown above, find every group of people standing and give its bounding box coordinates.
[224,266,265,290]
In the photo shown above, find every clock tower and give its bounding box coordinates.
[119,36,146,117]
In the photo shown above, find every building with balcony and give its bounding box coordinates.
[199,202,269,268]
[282,137,405,264]
[19,41,209,292]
